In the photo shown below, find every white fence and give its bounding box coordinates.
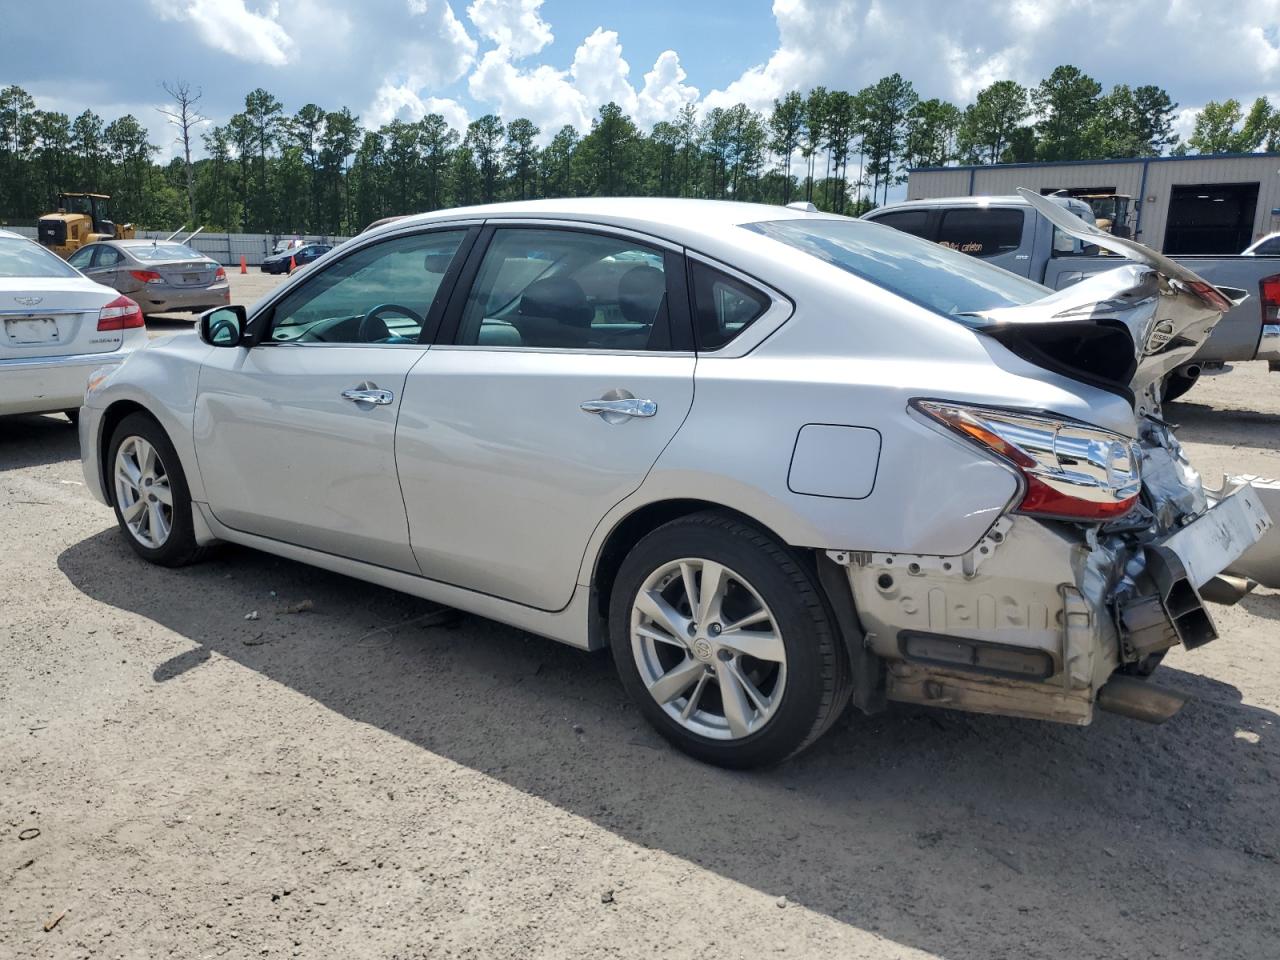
[7,226,352,266]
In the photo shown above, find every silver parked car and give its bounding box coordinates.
[0,229,147,422]
[78,197,1277,767]
[66,240,230,316]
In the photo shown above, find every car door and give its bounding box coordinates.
[91,245,126,290]
[396,224,696,611]
[193,226,475,572]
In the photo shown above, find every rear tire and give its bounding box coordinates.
[609,511,850,768]
[107,412,205,567]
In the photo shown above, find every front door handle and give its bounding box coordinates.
[341,386,394,405]
[580,397,657,421]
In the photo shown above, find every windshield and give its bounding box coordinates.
[131,243,202,262]
[0,237,81,278]
[744,218,1048,318]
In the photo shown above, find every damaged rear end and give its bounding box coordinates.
[838,190,1278,726]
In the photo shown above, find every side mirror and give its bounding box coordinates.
[199,305,247,347]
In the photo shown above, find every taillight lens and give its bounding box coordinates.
[129,269,163,284]
[1260,274,1280,324]
[98,295,144,331]
[913,400,1141,522]
[214,266,226,280]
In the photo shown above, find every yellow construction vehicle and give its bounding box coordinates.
[36,192,135,257]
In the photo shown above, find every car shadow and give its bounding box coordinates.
[0,413,79,471]
[57,529,1280,958]
[1169,399,1280,448]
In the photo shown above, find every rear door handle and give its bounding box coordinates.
[341,386,394,405]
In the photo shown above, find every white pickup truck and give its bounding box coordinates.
[865,192,1280,401]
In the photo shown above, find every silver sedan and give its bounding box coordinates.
[66,240,230,316]
[77,197,1275,767]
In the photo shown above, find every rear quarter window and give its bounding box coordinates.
[689,261,771,350]
[935,208,1024,258]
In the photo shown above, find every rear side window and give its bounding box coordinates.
[0,237,79,278]
[935,208,1024,258]
[689,261,771,351]
[1256,237,1280,255]
[868,209,932,239]
[745,218,1046,319]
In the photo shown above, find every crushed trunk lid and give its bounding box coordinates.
[960,189,1246,402]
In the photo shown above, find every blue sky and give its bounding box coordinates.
[3,0,1280,157]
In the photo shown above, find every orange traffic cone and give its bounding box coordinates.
[288,254,297,274]
[239,255,248,274]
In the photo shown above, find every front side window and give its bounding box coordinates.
[935,208,1025,258]
[1256,237,1280,256]
[868,209,932,239]
[66,245,96,271]
[745,217,1047,319]
[456,229,672,351]
[0,237,80,278]
[267,230,466,345]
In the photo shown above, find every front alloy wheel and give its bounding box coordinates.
[114,435,173,548]
[632,558,787,740]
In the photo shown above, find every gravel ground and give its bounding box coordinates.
[2,284,1279,958]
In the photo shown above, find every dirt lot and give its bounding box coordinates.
[2,282,1279,958]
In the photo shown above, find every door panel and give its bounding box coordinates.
[397,349,695,609]
[195,345,427,571]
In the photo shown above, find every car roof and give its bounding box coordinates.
[364,197,845,247]
[0,228,28,240]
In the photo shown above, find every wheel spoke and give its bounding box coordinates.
[648,657,706,705]
[680,671,711,720]
[679,561,700,617]
[150,478,173,507]
[719,628,784,664]
[138,440,157,481]
[147,501,170,544]
[696,561,728,624]
[121,498,145,523]
[717,664,754,738]
[721,607,770,632]
[117,456,142,490]
[728,661,773,717]
[635,623,688,649]
[635,588,691,641]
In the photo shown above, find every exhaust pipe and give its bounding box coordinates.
[1096,675,1188,724]
[1198,574,1258,606]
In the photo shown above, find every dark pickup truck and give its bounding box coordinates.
[865,193,1280,400]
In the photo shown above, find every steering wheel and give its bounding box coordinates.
[358,303,424,343]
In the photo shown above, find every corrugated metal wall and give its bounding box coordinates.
[908,156,1280,252]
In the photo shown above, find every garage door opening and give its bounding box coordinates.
[1163,182,1259,254]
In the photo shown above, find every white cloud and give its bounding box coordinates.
[637,51,699,128]
[703,0,1280,113]
[465,0,552,58]
[150,0,295,67]
[404,0,478,85]
[468,50,591,139]
[367,83,470,130]
[570,29,637,115]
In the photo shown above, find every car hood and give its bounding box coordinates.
[959,189,1245,401]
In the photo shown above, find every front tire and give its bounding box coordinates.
[108,412,205,567]
[609,512,850,768]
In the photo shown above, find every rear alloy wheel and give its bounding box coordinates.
[108,412,205,567]
[610,512,850,768]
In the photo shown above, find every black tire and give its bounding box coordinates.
[1161,371,1197,404]
[107,412,206,567]
[609,511,851,768]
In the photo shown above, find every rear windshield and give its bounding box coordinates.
[0,237,80,278]
[744,218,1047,318]
[131,243,201,261]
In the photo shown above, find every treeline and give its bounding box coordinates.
[2,66,1279,235]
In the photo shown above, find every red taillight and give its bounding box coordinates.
[1185,279,1232,312]
[98,295,144,331]
[1260,274,1280,324]
[130,269,163,284]
[913,400,1141,523]
[214,266,226,280]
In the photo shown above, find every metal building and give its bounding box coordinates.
[906,153,1280,254]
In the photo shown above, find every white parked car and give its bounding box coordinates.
[0,229,146,423]
[78,197,1276,767]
